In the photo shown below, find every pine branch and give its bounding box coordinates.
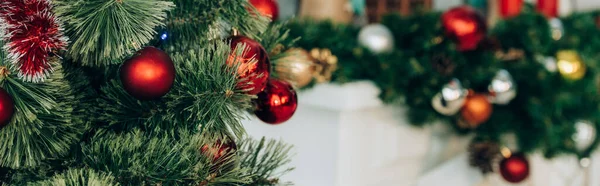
[0,59,85,169]
[54,0,174,66]
[239,137,294,186]
[29,168,118,186]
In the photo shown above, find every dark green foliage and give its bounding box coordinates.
[288,10,600,157]
[54,0,175,66]
[30,168,118,186]
[239,137,294,186]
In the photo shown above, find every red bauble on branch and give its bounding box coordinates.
[461,93,492,128]
[120,47,176,100]
[254,79,298,124]
[441,6,487,51]
[228,35,271,95]
[537,0,558,18]
[500,0,524,18]
[500,153,530,183]
[0,0,67,82]
[201,139,237,163]
[249,0,279,21]
[0,87,15,128]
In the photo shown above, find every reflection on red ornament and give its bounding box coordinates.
[254,79,298,124]
[500,0,523,18]
[500,153,530,183]
[228,36,270,95]
[441,6,487,51]
[249,0,279,21]
[120,47,175,100]
[536,0,558,18]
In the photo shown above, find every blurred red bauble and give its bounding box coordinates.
[201,139,237,163]
[228,35,270,95]
[500,153,530,183]
[441,6,487,51]
[500,0,523,18]
[536,0,558,18]
[120,47,175,100]
[461,93,492,128]
[249,0,279,21]
[254,79,298,124]
[0,88,15,127]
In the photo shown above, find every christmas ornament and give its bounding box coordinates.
[536,55,558,72]
[500,152,530,183]
[461,92,492,127]
[556,50,586,80]
[431,79,467,116]
[357,24,394,54]
[468,141,500,173]
[0,0,67,82]
[537,0,558,18]
[228,35,271,95]
[201,139,237,163]
[430,54,456,76]
[275,48,316,88]
[0,87,15,127]
[573,120,596,152]
[441,6,487,51]
[549,18,564,41]
[254,79,298,124]
[310,48,338,83]
[120,47,176,100]
[249,0,279,21]
[488,69,517,105]
[500,0,523,18]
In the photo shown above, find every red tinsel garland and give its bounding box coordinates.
[0,0,67,82]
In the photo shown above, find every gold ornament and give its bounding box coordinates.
[556,50,586,80]
[310,48,338,83]
[275,48,316,88]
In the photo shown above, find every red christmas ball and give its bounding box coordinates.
[120,47,175,100]
[228,35,270,95]
[249,0,279,21]
[442,6,487,51]
[536,0,558,18]
[500,153,530,183]
[254,79,297,124]
[500,0,523,18]
[0,88,15,127]
[201,139,237,163]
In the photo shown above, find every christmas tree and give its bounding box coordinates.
[0,0,294,185]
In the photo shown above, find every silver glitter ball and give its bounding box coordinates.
[488,69,517,105]
[358,24,394,54]
[432,79,468,116]
[573,120,597,152]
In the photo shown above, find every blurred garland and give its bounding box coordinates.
[282,6,600,159]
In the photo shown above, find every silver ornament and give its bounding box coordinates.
[573,120,597,152]
[488,69,517,105]
[358,24,394,54]
[549,18,564,41]
[431,79,468,116]
[539,56,558,73]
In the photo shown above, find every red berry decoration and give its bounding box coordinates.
[254,79,298,124]
[500,153,530,183]
[228,35,270,95]
[249,0,279,21]
[201,140,237,163]
[120,47,175,100]
[441,6,487,51]
[0,88,15,127]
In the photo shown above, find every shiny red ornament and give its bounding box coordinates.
[201,139,237,163]
[0,88,15,128]
[0,0,67,82]
[537,0,558,18]
[249,0,279,21]
[254,79,298,124]
[500,153,530,183]
[441,6,487,51]
[228,35,270,95]
[120,47,175,100]
[461,93,493,128]
[500,0,523,18]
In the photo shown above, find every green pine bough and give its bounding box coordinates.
[285,9,600,158]
[0,0,294,185]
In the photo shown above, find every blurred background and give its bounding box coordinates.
[244,0,600,186]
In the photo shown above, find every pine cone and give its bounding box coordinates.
[468,141,500,174]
